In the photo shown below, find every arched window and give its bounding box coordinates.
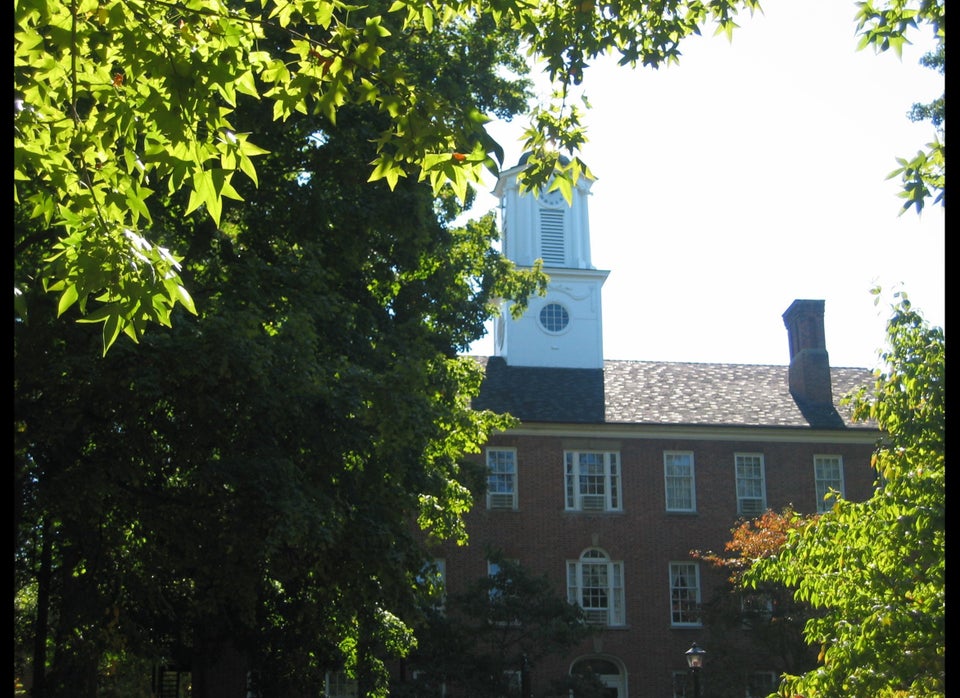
[566,548,625,626]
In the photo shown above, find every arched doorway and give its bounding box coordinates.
[570,656,626,698]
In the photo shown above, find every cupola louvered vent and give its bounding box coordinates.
[539,210,565,265]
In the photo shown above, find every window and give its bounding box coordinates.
[411,670,446,697]
[539,302,570,333]
[418,558,446,611]
[488,558,524,625]
[500,670,522,697]
[487,559,505,601]
[567,548,625,626]
[669,562,701,626]
[325,671,357,698]
[565,451,621,512]
[735,453,766,517]
[745,671,779,697]
[664,451,695,512]
[487,448,518,510]
[740,592,774,629]
[814,455,845,512]
[672,671,694,698]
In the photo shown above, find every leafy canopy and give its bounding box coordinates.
[855,0,945,215]
[15,0,764,351]
[15,0,942,351]
[743,290,945,697]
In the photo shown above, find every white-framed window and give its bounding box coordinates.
[664,451,696,512]
[565,451,621,512]
[567,548,625,626]
[814,455,845,512]
[735,453,766,517]
[672,670,697,698]
[411,670,447,697]
[500,670,522,697]
[487,558,513,599]
[539,302,570,333]
[745,671,779,697]
[487,448,518,510]
[740,591,774,629]
[325,671,357,698]
[418,558,446,611]
[669,562,701,626]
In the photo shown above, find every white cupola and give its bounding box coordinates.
[491,154,609,369]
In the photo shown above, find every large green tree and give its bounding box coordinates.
[743,292,945,697]
[854,1,945,215]
[15,0,762,350]
[14,11,548,696]
[14,0,942,349]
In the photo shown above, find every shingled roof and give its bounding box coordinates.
[471,356,877,430]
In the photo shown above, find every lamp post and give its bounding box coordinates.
[684,642,706,698]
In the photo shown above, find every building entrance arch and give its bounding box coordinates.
[570,656,627,697]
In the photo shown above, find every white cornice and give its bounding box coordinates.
[491,422,881,445]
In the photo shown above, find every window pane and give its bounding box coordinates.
[665,452,694,511]
[815,455,844,512]
[736,454,766,516]
[578,452,605,495]
[569,550,624,626]
[670,563,700,625]
[565,451,622,511]
[487,449,517,509]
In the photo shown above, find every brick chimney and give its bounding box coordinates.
[782,299,833,406]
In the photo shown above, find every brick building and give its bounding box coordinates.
[399,156,880,698]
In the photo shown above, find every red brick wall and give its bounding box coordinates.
[429,429,877,698]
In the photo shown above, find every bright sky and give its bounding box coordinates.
[463,0,944,370]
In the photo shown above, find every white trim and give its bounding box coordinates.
[489,422,879,444]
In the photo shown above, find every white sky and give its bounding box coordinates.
[463,0,944,370]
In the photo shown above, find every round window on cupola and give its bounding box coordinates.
[539,302,570,333]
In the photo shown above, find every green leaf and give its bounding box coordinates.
[57,283,79,317]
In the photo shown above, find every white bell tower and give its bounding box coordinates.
[492,155,609,369]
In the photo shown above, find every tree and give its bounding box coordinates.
[391,551,596,698]
[14,19,548,694]
[16,0,943,352]
[743,291,945,697]
[691,508,822,697]
[14,0,943,350]
[854,0,945,215]
[15,0,768,350]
